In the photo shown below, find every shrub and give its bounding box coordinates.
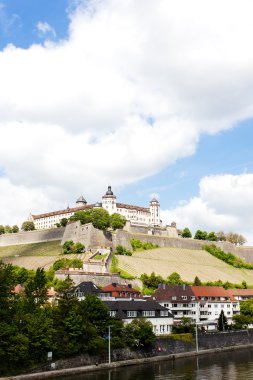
[115,245,132,256]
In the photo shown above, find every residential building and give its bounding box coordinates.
[101,283,142,300]
[103,299,174,335]
[153,284,199,322]
[28,186,162,230]
[153,284,240,325]
[191,286,240,323]
[69,281,103,300]
[227,288,253,301]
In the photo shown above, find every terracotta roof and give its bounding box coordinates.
[226,289,253,297]
[47,287,57,297]
[191,286,237,301]
[102,283,141,294]
[116,203,149,213]
[154,284,195,302]
[32,204,94,219]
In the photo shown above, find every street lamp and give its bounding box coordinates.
[195,322,199,352]
[108,325,113,364]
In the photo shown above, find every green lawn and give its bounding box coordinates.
[0,240,62,258]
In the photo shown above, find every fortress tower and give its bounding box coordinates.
[102,186,117,215]
[149,198,161,226]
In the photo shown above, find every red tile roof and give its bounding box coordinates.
[32,205,94,219]
[191,286,237,301]
[227,289,253,297]
[116,203,149,213]
[102,284,141,294]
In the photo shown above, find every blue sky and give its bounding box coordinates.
[0,0,253,242]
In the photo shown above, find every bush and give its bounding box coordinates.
[115,245,132,256]
[203,244,253,270]
[62,241,85,254]
[130,239,159,251]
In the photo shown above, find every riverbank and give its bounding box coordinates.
[2,343,253,380]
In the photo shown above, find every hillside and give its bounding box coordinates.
[117,247,253,284]
[0,240,85,270]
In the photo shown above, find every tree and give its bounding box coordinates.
[167,272,183,285]
[217,231,226,241]
[232,314,253,329]
[110,213,126,230]
[217,310,228,331]
[240,299,253,317]
[181,227,192,238]
[172,317,195,334]
[4,225,12,234]
[0,225,5,235]
[226,232,247,246]
[91,208,110,230]
[123,319,155,348]
[62,240,74,254]
[60,218,68,227]
[21,221,35,231]
[207,232,218,241]
[194,230,207,240]
[74,242,85,253]
[193,276,202,286]
[141,272,163,289]
[12,225,19,233]
[70,210,92,225]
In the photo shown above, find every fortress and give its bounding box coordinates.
[29,186,163,230]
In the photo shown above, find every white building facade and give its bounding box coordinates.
[29,186,162,230]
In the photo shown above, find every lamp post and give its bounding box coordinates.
[108,325,113,364]
[195,322,199,352]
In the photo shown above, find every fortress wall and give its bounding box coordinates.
[55,270,142,288]
[235,246,253,264]
[62,222,112,249]
[0,227,65,246]
[113,230,132,251]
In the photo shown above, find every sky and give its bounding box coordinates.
[1,0,253,243]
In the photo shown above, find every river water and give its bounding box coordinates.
[57,348,253,380]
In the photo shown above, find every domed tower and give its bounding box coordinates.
[76,195,87,207]
[102,186,117,215]
[149,198,161,226]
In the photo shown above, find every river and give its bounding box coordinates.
[55,348,253,380]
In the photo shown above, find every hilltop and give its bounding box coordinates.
[116,246,253,284]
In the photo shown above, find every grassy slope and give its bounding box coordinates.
[0,241,85,270]
[117,247,253,284]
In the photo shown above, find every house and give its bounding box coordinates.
[191,286,240,323]
[153,284,240,325]
[101,283,142,300]
[70,281,104,300]
[153,284,198,322]
[227,288,253,301]
[103,299,174,335]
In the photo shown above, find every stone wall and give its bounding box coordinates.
[156,329,253,353]
[61,221,112,249]
[55,270,142,288]
[0,227,65,246]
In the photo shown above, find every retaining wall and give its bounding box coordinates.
[0,228,65,246]
[55,270,142,288]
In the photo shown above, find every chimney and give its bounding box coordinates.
[128,284,132,288]
[182,284,186,291]
[112,283,117,287]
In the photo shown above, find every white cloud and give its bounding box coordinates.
[0,1,253,223]
[36,21,56,38]
[161,173,253,244]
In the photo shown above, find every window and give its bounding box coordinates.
[191,296,195,300]
[110,311,116,317]
[160,311,168,317]
[127,311,137,317]
[172,296,177,300]
[164,303,169,308]
[182,296,187,300]
[143,311,155,317]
